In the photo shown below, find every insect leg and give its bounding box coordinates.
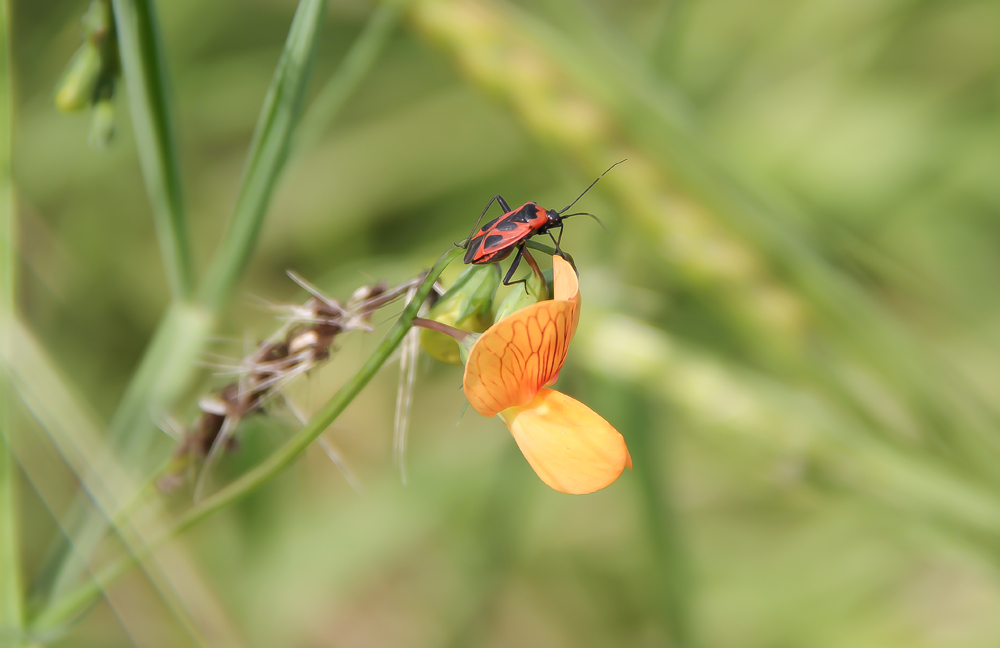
[502,244,526,286]
[547,224,565,254]
[461,195,511,247]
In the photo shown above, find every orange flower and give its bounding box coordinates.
[463,255,631,494]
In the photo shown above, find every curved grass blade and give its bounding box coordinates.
[198,0,328,312]
[4,319,243,647]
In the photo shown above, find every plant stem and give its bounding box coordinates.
[44,0,331,604]
[32,247,463,632]
[588,376,696,648]
[110,0,192,300]
[649,0,692,75]
[0,0,23,640]
[0,440,23,646]
[295,1,402,152]
[198,0,328,312]
[412,317,471,341]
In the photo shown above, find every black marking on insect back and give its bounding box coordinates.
[509,206,536,224]
[479,216,499,233]
[483,234,505,250]
[495,217,521,232]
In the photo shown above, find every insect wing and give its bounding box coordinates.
[465,204,546,265]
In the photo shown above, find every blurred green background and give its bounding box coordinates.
[6,0,1000,646]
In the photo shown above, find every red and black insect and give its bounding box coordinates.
[463,160,624,285]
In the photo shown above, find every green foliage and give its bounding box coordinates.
[6,0,1000,646]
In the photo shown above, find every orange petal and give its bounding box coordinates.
[463,300,575,416]
[499,388,631,494]
[463,255,582,417]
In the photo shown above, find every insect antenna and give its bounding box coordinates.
[557,159,626,215]
[559,211,608,232]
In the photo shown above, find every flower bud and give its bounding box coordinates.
[55,43,102,112]
[89,97,115,148]
[420,264,500,364]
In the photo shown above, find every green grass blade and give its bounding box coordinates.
[45,0,329,603]
[33,247,462,631]
[0,440,23,646]
[295,2,402,152]
[42,302,210,603]
[111,0,192,300]
[0,0,25,642]
[588,377,695,648]
[3,318,242,647]
[198,0,328,312]
[648,0,692,74]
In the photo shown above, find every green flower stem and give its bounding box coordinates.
[32,247,463,633]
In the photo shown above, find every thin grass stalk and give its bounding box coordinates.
[295,1,402,152]
[0,0,25,642]
[0,440,23,647]
[44,302,210,603]
[442,447,528,648]
[633,406,694,648]
[32,247,462,632]
[47,0,332,602]
[648,0,692,75]
[110,0,192,300]
[588,377,695,647]
[198,0,328,312]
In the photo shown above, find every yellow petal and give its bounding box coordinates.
[551,254,578,302]
[499,388,631,494]
[463,255,581,417]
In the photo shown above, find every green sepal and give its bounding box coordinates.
[420,264,500,364]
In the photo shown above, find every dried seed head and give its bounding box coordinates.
[160,271,426,495]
